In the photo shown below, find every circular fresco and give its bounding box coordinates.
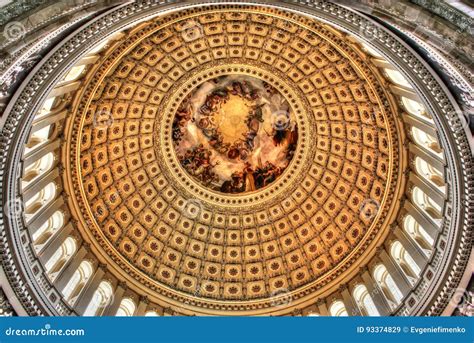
[172,75,298,194]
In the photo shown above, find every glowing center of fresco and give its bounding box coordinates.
[172,75,298,194]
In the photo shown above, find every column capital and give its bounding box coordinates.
[117,281,128,290]
[139,295,150,304]
[338,284,348,292]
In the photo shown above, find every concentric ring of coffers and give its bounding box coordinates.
[63,5,404,311]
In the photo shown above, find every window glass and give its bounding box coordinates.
[402,97,433,123]
[411,127,443,159]
[116,298,136,317]
[414,157,445,192]
[353,284,379,316]
[84,281,113,316]
[386,69,411,88]
[44,237,77,277]
[329,301,348,317]
[404,215,434,248]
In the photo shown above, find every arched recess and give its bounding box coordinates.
[352,285,379,316]
[373,265,403,307]
[329,301,348,317]
[116,298,136,317]
[83,281,113,317]
[44,237,77,280]
[62,261,94,305]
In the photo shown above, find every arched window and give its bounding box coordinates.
[403,215,434,251]
[32,210,64,249]
[401,97,433,123]
[390,241,421,280]
[44,237,77,279]
[329,301,348,317]
[62,65,86,83]
[116,298,136,316]
[62,261,93,304]
[385,69,411,89]
[22,152,55,187]
[412,186,442,222]
[414,157,445,192]
[373,265,403,306]
[362,43,383,58]
[352,284,379,316]
[25,125,54,154]
[411,127,443,159]
[87,32,124,55]
[144,311,159,317]
[84,281,113,316]
[25,182,57,216]
[306,311,320,317]
[35,97,57,120]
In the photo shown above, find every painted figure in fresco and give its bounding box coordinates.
[172,76,298,194]
[244,162,256,192]
[178,145,219,187]
[172,100,193,143]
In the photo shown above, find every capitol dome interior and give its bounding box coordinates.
[0,0,472,317]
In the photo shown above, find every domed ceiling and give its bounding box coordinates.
[62,4,405,314]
